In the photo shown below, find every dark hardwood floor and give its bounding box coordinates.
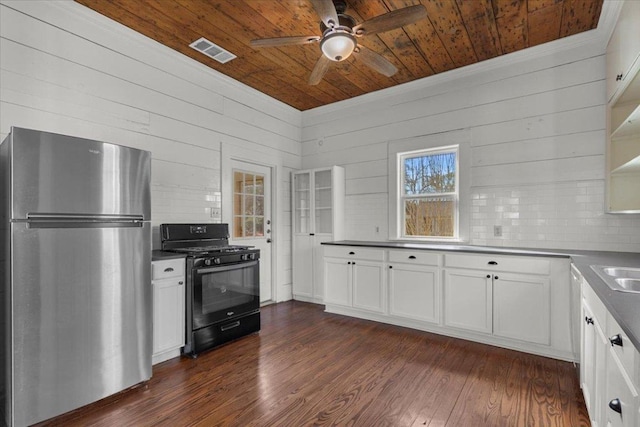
[36,301,589,426]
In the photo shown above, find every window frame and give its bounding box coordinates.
[398,145,460,240]
[399,145,459,240]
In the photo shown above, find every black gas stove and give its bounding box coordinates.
[161,224,259,260]
[160,223,260,357]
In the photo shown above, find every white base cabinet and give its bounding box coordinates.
[151,257,185,365]
[323,246,572,361]
[444,269,492,334]
[580,274,640,427]
[388,264,439,324]
[324,246,386,314]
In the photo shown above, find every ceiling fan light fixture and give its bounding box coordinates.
[320,30,356,62]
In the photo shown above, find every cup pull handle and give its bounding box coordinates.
[609,398,622,414]
[408,255,416,259]
[164,267,174,272]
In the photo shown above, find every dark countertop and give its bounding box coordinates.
[152,250,187,262]
[322,240,640,352]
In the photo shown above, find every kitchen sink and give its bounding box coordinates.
[591,265,640,293]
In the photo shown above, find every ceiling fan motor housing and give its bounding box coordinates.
[319,13,356,33]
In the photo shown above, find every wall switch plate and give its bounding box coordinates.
[494,225,502,237]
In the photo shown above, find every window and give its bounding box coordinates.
[233,171,265,238]
[399,146,458,239]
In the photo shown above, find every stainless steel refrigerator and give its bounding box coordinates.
[0,127,152,427]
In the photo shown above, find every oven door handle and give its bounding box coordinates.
[195,260,259,274]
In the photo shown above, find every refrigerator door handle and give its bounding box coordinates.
[26,213,145,222]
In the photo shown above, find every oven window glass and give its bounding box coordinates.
[200,266,257,315]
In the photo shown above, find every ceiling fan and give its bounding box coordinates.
[250,0,428,85]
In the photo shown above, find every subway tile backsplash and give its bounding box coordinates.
[342,180,640,253]
[470,180,640,252]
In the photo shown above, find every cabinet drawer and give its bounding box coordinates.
[388,250,439,266]
[152,258,185,280]
[323,246,384,261]
[582,281,608,329]
[606,312,637,385]
[444,253,550,275]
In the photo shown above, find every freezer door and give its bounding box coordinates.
[9,222,152,427]
[9,127,151,220]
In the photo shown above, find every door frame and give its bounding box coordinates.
[221,143,278,303]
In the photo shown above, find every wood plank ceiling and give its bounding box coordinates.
[75,0,604,111]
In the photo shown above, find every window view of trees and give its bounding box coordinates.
[403,151,456,237]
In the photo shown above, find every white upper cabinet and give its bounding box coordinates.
[606,0,640,213]
[606,0,640,103]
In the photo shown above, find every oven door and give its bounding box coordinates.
[192,260,260,329]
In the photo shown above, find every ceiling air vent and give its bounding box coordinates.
[189,37,237,64]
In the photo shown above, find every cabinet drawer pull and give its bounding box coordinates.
[164,267,174,273]
[408,255,416,259]
[348,251,355,255]
[494,275,499,280]
[585,317,594,325]
[220,321,241,332]
[609,398,622,414]
[309,233,315,236]
[178,281,183,285]
[488,261,498,265]
[609,334,623,347]
[389,265,393,269]
[616,73,623,81]
[486,274,491,279]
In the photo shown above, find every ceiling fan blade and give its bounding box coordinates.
[309,55,332,85]
[250,36,320,48]
[311,0,339,28]
[353,45,397,77]
[353,5,427,36]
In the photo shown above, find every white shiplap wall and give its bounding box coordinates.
[0,1,302,301]
[301,38,640,252]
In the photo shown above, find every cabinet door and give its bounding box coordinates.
[582,303,598,423]
[604,350,639,427]
[292,234,314,298]
[293,172,312,234]
[389,264,439,324]
[352,260,385,313]
[444,270,492,334]
[312,235,334,300]
[314,169,333,234]
[606,0,640,102]
[324,257,351,307]
[582,302,611,427]
[493,273,550,345]
[152,278,185,355]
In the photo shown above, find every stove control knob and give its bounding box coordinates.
[248,253,256,260]
[241,254,248,261]
[204,258,211,266]
[214,257,221,265]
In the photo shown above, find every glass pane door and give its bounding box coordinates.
[314,169,332,234]
[294,172,311,234]
[233,171,265,238]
